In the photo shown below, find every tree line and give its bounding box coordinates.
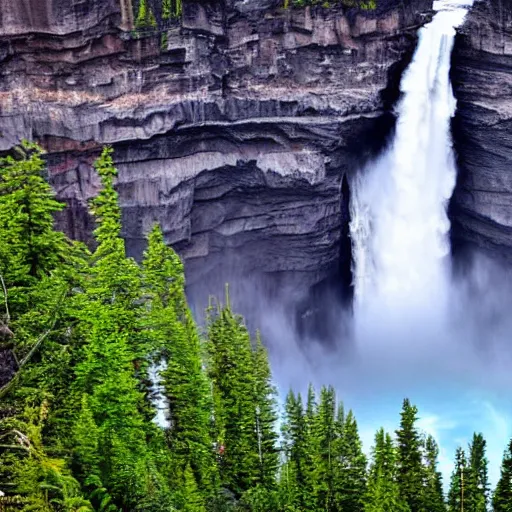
[0,142,511,511]
[132,0,376,31]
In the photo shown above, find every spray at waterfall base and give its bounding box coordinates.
[264,0,512,491]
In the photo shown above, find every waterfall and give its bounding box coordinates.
[149,359,170,428]
[350,0,470,329]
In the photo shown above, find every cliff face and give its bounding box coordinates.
[0,0,430,330]
[451,0,512,259]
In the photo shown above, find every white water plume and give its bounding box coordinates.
[351,0,468,315]
[350,0,471,343]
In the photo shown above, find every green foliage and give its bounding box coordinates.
[5,403,92,512]
[136,0,157,28]
[493,439,512,512]
[162,0,171,19]
[423,435,446,512]
[283,0,376,10]
[448,447,471,512]
[396,399,425,512]
[206,292,278,497]
[280,386,366,512]
[336,409,367,512]
[467,432,489,512]
[364,428,409,512]
[0,141,69,287]
[1,141,510,512]
[142,225,214,501]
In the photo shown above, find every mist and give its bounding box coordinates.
[186,0,512,491]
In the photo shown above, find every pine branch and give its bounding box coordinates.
[0,294,64,400]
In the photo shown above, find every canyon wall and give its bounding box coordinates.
[0,0,431,332]
[451,0,512,260]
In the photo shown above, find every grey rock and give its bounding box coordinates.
[452,0,512,259]
[0,0,431,326]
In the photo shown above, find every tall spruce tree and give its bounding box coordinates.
[0,142,88,504]
[0,141,68,287]
[280,390,315,511]
[252,332,279,489]
[364,428,409,512]
[206,296,260,496]
[331,401,347,511]
[466,433,489,512]
[423,434,446,512]
[396,399,425,512]
[448,447,471,512]
[72,147,171,510]
[142,224,215,501]
[335,409,367,512]
[493,439,512,512]
[311,385,337,511]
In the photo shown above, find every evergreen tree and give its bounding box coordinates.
[142,224,214,501]
[448,447,471,512]
[335,409,367,512]
[311,385,337,511]
[467,433,489,512]
[331,401,347,511]
[423,434,446,512]
[364,428,409,512]
[182,464,207,512]
[493,439,512,512]
[252,332,279,489]
[206,295,260,496]
[0,141,68,287]
[72,147,171,510]
[72,394,101,483]
[280,390,315,511]
[0,142,88,503]
[396,399,425,512]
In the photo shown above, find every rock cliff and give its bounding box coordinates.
[0,0,431,336]
[451,0,512,260]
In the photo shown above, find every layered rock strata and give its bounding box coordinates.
[451,0,512,259]
[0,0,431,328]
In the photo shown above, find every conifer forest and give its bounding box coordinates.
[0,144,512,511]
[5,0,512,504]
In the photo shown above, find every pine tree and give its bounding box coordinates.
[303,383,318,509]
[0,141,87,501]
[252,332,279,489]
[493,439,512,512]
[142,224,214,501]
[206,295,260,496]
[182,464,207,512]
[467,433,489,512]
[448,447,471,512]
[311,385,337,511]
[0,141,68,286]
[364,428,409,512]
[396,399,425,512]
[423,434,446,512]
[72,147,171,510]
[73,394,101,483]
[335,409,367,512]
[331,400,346,511]
[280,390,315,511]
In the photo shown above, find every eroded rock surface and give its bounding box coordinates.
[451,0,512,258]
[0,0,431,324]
